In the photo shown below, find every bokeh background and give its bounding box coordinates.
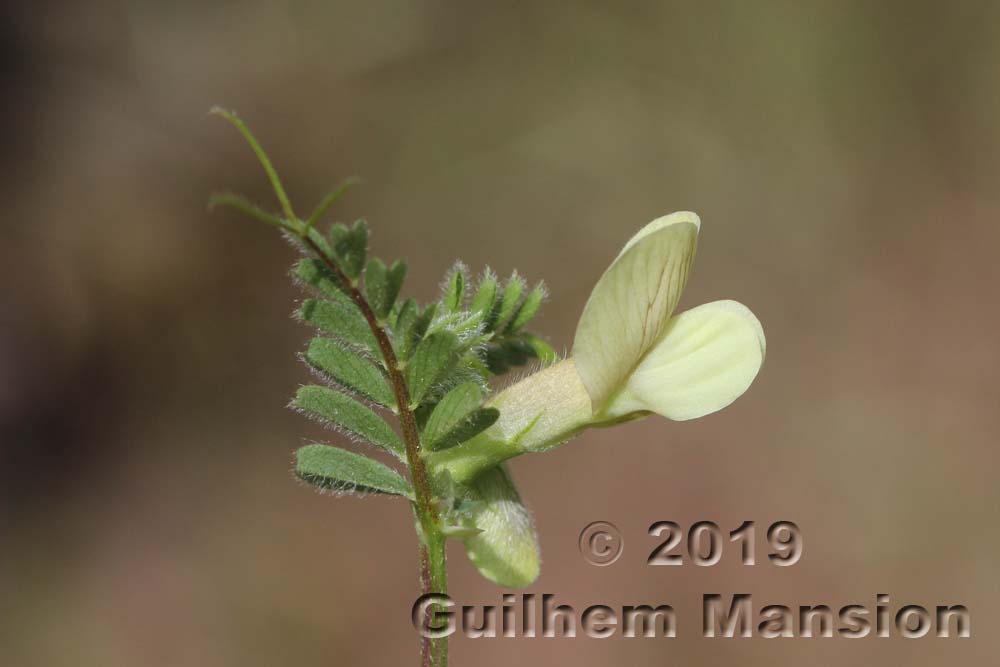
[2,1,998,665]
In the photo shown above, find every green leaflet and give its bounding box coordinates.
[297,298,380,358]
[385,261,407,316]
[422,381,498,451]
[294,258,349,299]
[364,258,388,317]
[440,361,489,396]
[304,226,334,259]
[407,330,461,406]
[493,272,526,330]
[365,258,407,322]
[404,302,438,359]
[293,385,404,459]
[416,302,438,336]
[522,333,557,365]
[426,310,483,342]
[393,297,418,330]
[508,282,546,332]
[486,337,536,375]
[329,219,369,280]
[296,444,412,497]
[390,298,419,358]
[391,301,439,363]
[431,408,499,452]
[304,337,394,407]
[442,263,469,313]
[469,270,498,319]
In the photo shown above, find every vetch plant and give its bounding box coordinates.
[211,109,765,667]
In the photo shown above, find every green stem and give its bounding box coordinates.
[302,234,448,667]
[426,530,448,667]
[213,110,448,666]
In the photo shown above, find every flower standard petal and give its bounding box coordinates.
[572,212,700,410]
[603,299,765,421]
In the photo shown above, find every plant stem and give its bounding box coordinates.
[423,527,449,667]
[302,235,448,667]
[212,110,448,664]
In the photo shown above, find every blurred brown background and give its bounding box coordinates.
[1,1,997,665]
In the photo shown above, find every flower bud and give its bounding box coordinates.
[461,465,540,588]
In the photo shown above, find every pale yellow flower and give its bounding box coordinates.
[574,212,765,422]
[434,213,766,587]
